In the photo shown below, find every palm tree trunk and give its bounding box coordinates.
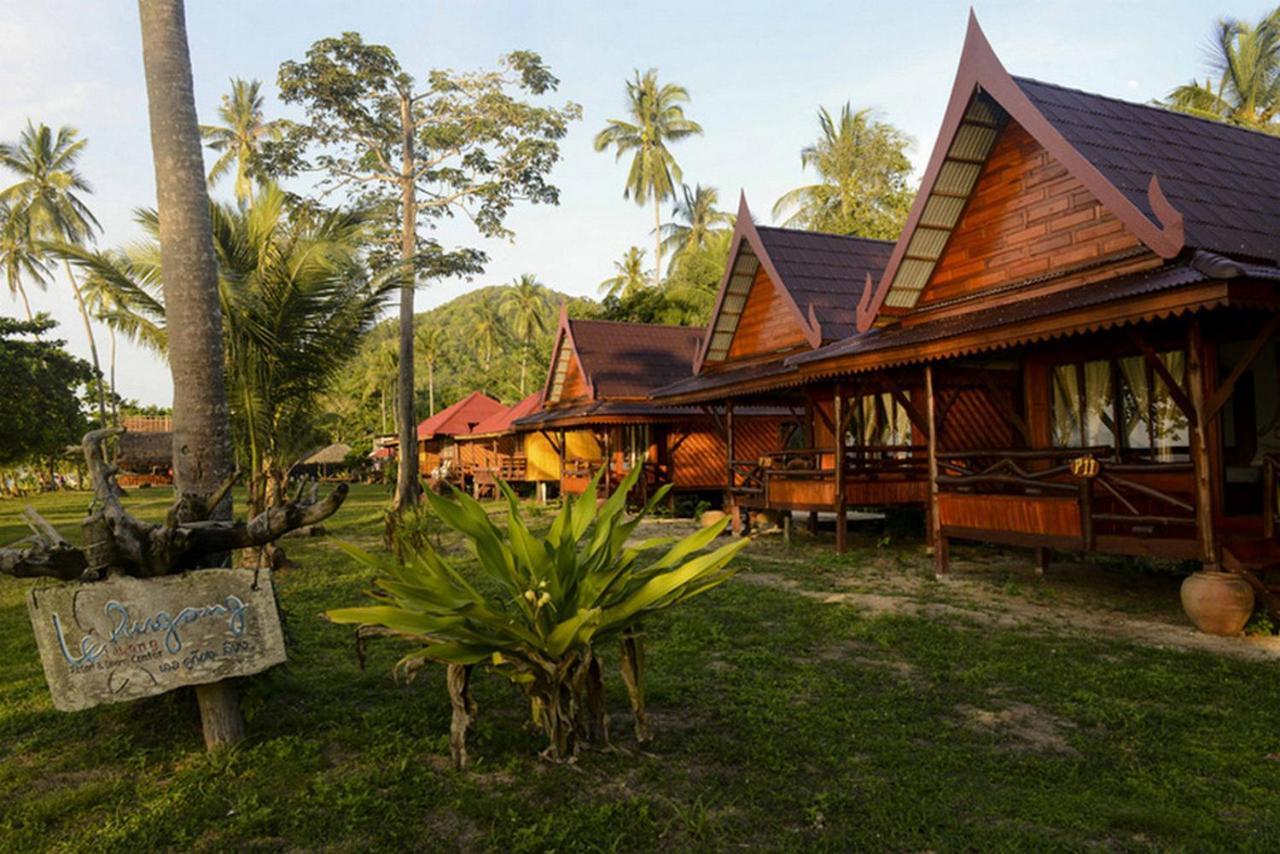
[15,281,32,321]
[138,0,242,750]
[63,259,107,424]
[654,196,662,289]
[428,359,435,417]
[108,325,118,425]
[393,89,419,512]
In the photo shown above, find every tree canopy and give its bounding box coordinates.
[0,315,91,468]
[1162,7,1280,133]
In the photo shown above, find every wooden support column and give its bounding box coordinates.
[726,401,740,534]
[1187,320,1220,569]
[558,429,566,500]
[926,365,948,576]
[834,384,847,554]
[603,428,612,496]
[808,511,819,535]
[1034,547,1049,577]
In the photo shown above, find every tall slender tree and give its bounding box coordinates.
[469,300,505,370]
[1162,9,1280,133]
[0,122,107,422]
[594,70,703,289]
[598,246,650,300]
[200,78,283,206]
[0,203,47,320]
[659,184,733,273]
[773,104,914,239]
[137,0,241,749]
[500,273,548,395]
[414,326,442,417]
[273,34,580,511]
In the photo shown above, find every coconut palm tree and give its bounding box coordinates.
[772,103,914,239]
[1163,11,1280,133]
[0,203,48,320]
[598,246,651,300]
[500,273,548,394]
[414,325,443,417]
[138,0,240,747]
[469,300,506,370]
[0,122,107,422]
[60,185,392,516]
[594,70,703,288]
[659,184,733,273]
[201,78,283,206]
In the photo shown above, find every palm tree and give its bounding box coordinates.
[0,203,48,320]
[414,325,443,417]
[500,273,548,394]
[201,78,283,205]
[772,103,914,239]
[62,185,392,515]
[138,0,240,747]
[659,184,733,273]
[0,122,107,422]
[469,301,506,370]
[598,246,651,300]
[594,70,703,288]
[1162,11,1280,133]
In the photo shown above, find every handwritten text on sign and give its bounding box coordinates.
[26,569,287,712]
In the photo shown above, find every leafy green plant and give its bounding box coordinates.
[328,465,749,764]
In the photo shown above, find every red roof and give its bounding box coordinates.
[416,391,504,440]
[467,392,544,437]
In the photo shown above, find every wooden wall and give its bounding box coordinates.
[525,431,560,482]
[921,122,1142,305]
[559,353,591,403]
[672,416,783,488]
[726,268,810,361]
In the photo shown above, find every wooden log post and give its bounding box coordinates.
[925,366,948,577]
[1034,546,1049,577]
[834,384,847,554]
[1187,320,1220,570]
[726,401,740,535]
[808,511,819,535]
[557,429,566,501]
[602,428,612,496]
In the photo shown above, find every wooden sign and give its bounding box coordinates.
[26,568,287,712]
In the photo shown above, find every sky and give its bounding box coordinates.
[0,0,1267,406]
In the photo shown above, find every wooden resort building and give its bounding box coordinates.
[515,309,786,502]
[416,391,505,484]
[455,392,560,499]
[115,415,173,487]
[658,14,1280,604]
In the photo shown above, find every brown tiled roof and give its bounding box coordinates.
[754,227,893,341]
[1015,77,1280,264]
[417,391,504,440]
[651,359,796,402]
[569,319,702,398]
[515,400,704,429]
[467,392,543,437]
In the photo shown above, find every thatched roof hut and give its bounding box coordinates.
[116,431,172,472]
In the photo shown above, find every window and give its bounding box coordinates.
[852,392,913,447]
[1050,351,1188,459]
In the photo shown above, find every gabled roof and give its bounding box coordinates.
[697,195,892,369]
[857,12,1280,331]
[466,391,544,438]
[542,306,703,403]
[416,391,504,440]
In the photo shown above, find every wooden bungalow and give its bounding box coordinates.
[116,415,174,487]
[416,391,505,484]
[667,14,1280,607]
[650,195,932,547]
[455,392,561,499]
[514,309,785,502]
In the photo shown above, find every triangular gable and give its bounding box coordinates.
[856,12,1185,331]
[696,194,822,371]
[541,306,595,405]
[916,119,1144,307]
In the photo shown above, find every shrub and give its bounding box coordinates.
[328,465,749,764]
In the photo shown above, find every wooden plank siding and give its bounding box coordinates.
[726,268,811,361]
[558,354,591,404]
[920,122,1143,306]
[672,416,783,489]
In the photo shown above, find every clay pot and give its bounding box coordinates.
[699,510,727,529]
[1180,570,1255,636]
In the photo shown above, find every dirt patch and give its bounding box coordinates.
[957,702,1079,756]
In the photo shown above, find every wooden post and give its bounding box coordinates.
[726,401,739,534]
[1079,478,1094,551]
[834,384,847,553]
[1034,546,1049,577]
[1187,319,1220,569]
[558,429,566,501]
[603,428,612,496]
[1265,459,1275,541]
[808,511,819,535]
[926,365,948,576]
[783,511,793,546]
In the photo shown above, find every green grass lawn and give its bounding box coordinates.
[2,484,1279,851]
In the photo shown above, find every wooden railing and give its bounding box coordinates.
[938,447,1198,546]
[730,445,929,498]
